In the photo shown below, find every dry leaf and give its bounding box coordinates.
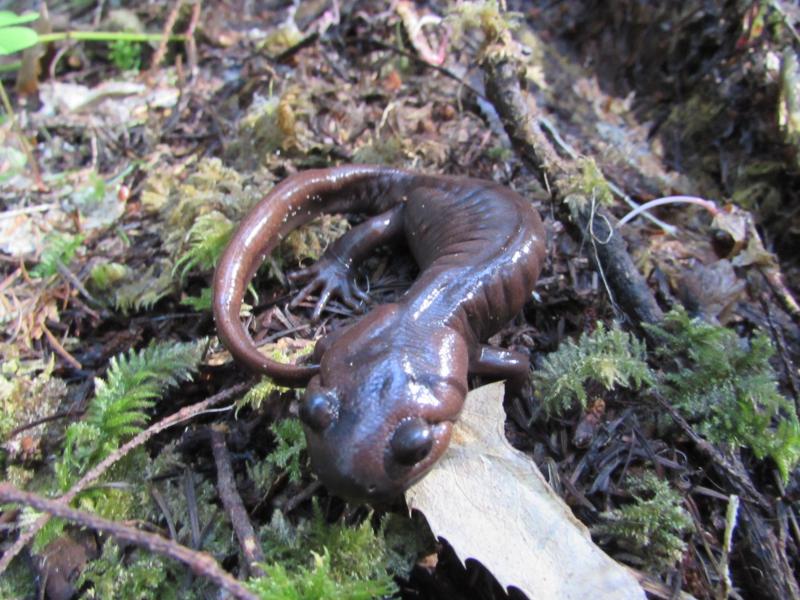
[406,381,645,600]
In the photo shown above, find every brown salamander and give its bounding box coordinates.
[213,165,546,500]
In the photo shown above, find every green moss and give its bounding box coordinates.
[250,504,409,599]
[594,472,691,572]
[446,0,521,59]
[534,322,653,415]
[645,307,800,482]
[0,554,36,599]
[0,355,66,441]
[352,136,408,165]
[79,543,173,600]
[89,261,132,290]
[249,549,394,600]
[562,158,614,207]
[663,95,724,143]
[174,210,235,280]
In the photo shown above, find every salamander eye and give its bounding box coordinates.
[390,418,433,465]
[300,390,337,432]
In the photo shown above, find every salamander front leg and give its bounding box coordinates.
[288,205,405,320]
[469,345,531,393]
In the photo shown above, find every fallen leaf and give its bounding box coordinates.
[406,381,645,600]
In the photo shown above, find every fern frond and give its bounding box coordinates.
[174,210,234,280]
[58,340,205,489]
[29,233,85,279]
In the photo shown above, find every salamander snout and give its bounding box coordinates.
[390,417,433,465]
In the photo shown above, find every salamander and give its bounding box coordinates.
[213,165,546,500]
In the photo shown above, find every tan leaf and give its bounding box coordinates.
[406,381,645,600]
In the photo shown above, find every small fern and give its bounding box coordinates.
[29,233,85,278]
[174,210,234,280]
[645,307,800,482]
[57,339,205,490]
[594,472,692,572]
[180,287,213,311]
[266,419,307,484]
[534,323,653,415]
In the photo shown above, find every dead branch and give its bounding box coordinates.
[0,483,259,600]
[483,55,663,327]
[210,426,266,578]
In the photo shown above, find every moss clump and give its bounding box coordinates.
[250,505,408,600]
[562,157,615,208]
[534,322,653,415]
[594,472,691,572]
[266,419,307,484]
[645,307,800,482]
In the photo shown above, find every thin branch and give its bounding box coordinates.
[0,483,258,600]
[210,427,265,577]
[148,0,183,72]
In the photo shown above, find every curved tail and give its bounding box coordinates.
[212,165,408,386]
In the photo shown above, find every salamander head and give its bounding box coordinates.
[298,306,468,501]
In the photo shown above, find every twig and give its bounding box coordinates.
[362,37,486,101]
[0,382,249,574]
[282,480,323,514]
[41,322,82,370]
[0,80,45,191]
[6,409,83,440]
[210,427,265,577]
[148,0,183,73]
[0,484,258,600]
[184,0,201,79]
[716,495,739,600]
[653,392,769,510]
[55,260,101,308]
[0,204,51,219]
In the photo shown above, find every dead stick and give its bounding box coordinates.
[0,382,249,574]
[210,427,266,578]
[149,0,182,72]
[41,323,82,370]
[0,483,259,600]
[483,55,663,326]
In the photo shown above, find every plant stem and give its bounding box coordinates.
[37,31,186,44]
[0,61,22,73]
[0,79,44,190]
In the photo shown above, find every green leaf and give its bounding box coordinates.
[0,26,38,55]
[0,11,39,28]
